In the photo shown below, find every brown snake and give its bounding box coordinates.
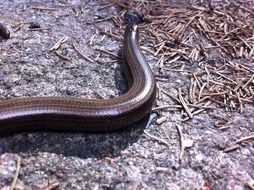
[0,24,156,135]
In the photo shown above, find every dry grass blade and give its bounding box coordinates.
[73,42,94,63]
[40,182,60,190]
[54,50,71,61]
[223,144,240,153]
[95,48,120,58]
[175,124,184,161]
[49,36,68,51]
[152,105,182,111]
[144,130,170,147]
[10,157,21,190]
[236,135,254,144]
[178,88,193,119]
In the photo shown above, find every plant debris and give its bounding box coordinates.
[102,0,254,119]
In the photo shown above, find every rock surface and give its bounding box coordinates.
[0,0,253,189]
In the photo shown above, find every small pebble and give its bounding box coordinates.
[0,23,10,39]
[117,47,123,57]
[165,40,175,48]
[184,139,194,148]
[29,22,41,29]
[95,15,105,20]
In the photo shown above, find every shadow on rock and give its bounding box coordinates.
[0,116,149,159]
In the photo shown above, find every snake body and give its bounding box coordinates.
[0,24,156,135]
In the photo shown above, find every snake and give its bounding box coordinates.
[0,24,156,135]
